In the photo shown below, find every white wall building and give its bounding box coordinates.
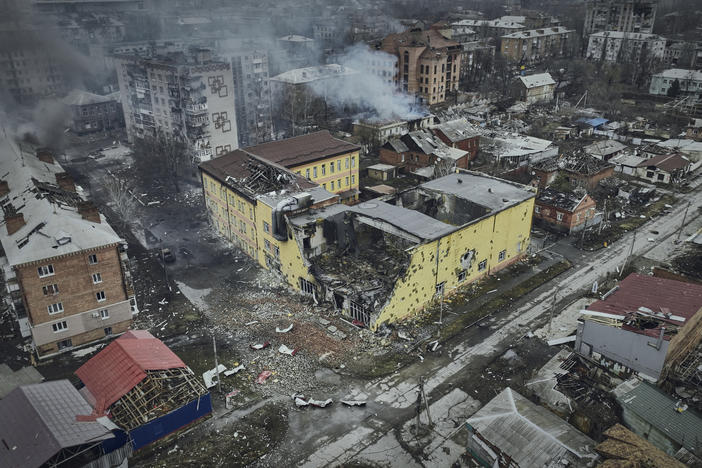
[586,31,665,63]
[649,69,702,100]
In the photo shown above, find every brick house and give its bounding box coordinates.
[532,153,614,190]
[534,189,597,234]
[431,118,480,160]
[0,138,136,358]
[637,152,692,184]
[380,130,469,173]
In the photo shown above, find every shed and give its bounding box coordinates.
[465,387,598,467]
[367,163,397,181]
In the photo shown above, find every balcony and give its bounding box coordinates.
[185,113,209,127]
[185,102,208,115]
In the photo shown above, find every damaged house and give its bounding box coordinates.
[379,129,470,178]
[533,188,598,234]
[575,274,702,381]
[288,172,535,328]
[75,330,211,451]
[532,152,615,190]
[0,137,137,359]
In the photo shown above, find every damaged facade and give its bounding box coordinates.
[0,138,136,359]
[534,189,598,234]
[575,274,702,381]
[379,129,471,177]
[288,172,535,328]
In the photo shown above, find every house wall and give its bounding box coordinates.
[15,244,132,356]
[374,197,534,328]
[661,306,702,381]
[290,150,359,200]
[533,195,597,234]
[522,83,555,104]
[565,167,615,190]
[575,320,669,379]
[433,131,480,160]
[620,407,679,456]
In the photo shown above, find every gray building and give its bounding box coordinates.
[223,46,274,147]
[583,0,657,37]
[62,89,124,134]
[649,68,702,100]
[114,47,239,161]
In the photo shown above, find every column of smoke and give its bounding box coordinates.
[307,44,426,122]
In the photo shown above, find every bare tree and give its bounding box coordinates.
[104,175,137,227]
[133,130,190,193]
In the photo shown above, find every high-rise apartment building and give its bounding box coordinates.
[114,47,238,162]
[380,28,462,105]
[500,27,575,64]
[224,46,273,148]
[583,0,657,37]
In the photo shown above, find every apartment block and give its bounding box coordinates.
[380,28,462,105]
[500,27,575,64]
[586,31,666,63]
[583,0,657,37]
[114,47,238,162]
[0,138,136,359]
[224,46,273,147]
[649,68,702,99]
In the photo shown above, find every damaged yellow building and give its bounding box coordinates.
[201,148,535,329]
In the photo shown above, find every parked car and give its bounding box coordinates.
[161,248,176,263]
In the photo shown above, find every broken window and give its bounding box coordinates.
[104,327,113,336]
[498,250,506,262]
[300,278,316,296]
[100,309,109,319]
[306,168,310,179]
[322,164,326,175]
[264,239,271,250]
[349,301,370,326]
[460,250,475,269]
[478,260,487,271]
[313,167,318,178]
[92,273,102,284]
[457,270,466,282]
[556,212,564,221]
[96,291,106,302]
[88,254,98,264]
[436,282,445,296]
[263,221,270,233]
[535,206,540,214]
[42,284,59,295]
[57,338,72,349]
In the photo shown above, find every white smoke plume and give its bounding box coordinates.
[307,44,426,122]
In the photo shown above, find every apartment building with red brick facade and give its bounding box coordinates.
[0,138,136,358]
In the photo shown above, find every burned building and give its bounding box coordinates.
[288,172,535,328]
[532,153,615,190]
[379,130,470,177]
[534,189,598,234]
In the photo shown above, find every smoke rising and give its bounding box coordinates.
[307,44,425,122]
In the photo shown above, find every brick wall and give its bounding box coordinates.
[17,244,127,327]
[37,318,131,357]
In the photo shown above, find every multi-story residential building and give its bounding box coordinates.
[451,18,527,38]
[586,31,665,63]
[380,28,462,105]
[649,69,702,99]
[201,150,536,329]
[62,89,124,134]
[246,131,361,203]
[500,27,575,64]
[583,0,657,37]
[114,47,238,162]
[0,138,136,359]
[223,46,273,147]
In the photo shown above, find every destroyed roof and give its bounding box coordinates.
[653,68,702,81]
[270,64,359,84]
[589,273,702,322]
[0,137,123,267]
[657,138,702,154]
[518,72,555,89]
[616,381,702,454]
[584,140,627,158]
[421,171,535,212]
[589,31,663,40]
[382,28,460,52]
[638,153,690,172]
[199,149,317,199]
[501,26,573,39]
[62,89,117,106]
[384,138,410,153]
[244,130,360,167]
[75,330,187,416]
[533,153,613,176]
[466,387,597,467]
[489,134,554,159]
[431,118,480,142]
[536,188,589,212]
[610,153,646,168]
[595,424,686,468]
[0,380,113,468]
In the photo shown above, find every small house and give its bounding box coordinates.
[367,163,397,181]
[534,189,598,234]
[638,153,691,184]
[516,72,556,104]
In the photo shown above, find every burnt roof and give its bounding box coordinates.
[199,150,316,199]
[382,28,460,52]
[244,130,359,168]
[536,188,589,212]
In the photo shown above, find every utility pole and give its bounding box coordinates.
[548,292,558,335]
[414,381,423,435]
[579,213,590,250]
[420,376,432,426]
[212,334,221,394]
[620,230,637,278]
[598,199,607,235]
[676,202,691,243]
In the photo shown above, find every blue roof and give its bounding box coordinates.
[576,117,608,128]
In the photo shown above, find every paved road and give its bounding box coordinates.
[294,187,702,467]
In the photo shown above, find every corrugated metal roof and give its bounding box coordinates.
[245,130,359,167]
[618,381,702,453]
[75,330,186,416]
[589,273,702,320]
[0,380,113,468]
[519,72,555,89]
[467,388,597,467]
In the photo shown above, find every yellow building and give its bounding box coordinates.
[201,148,535,330]
[242,130,361,203]
[287,171,536,329]
[199,150,337,285]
